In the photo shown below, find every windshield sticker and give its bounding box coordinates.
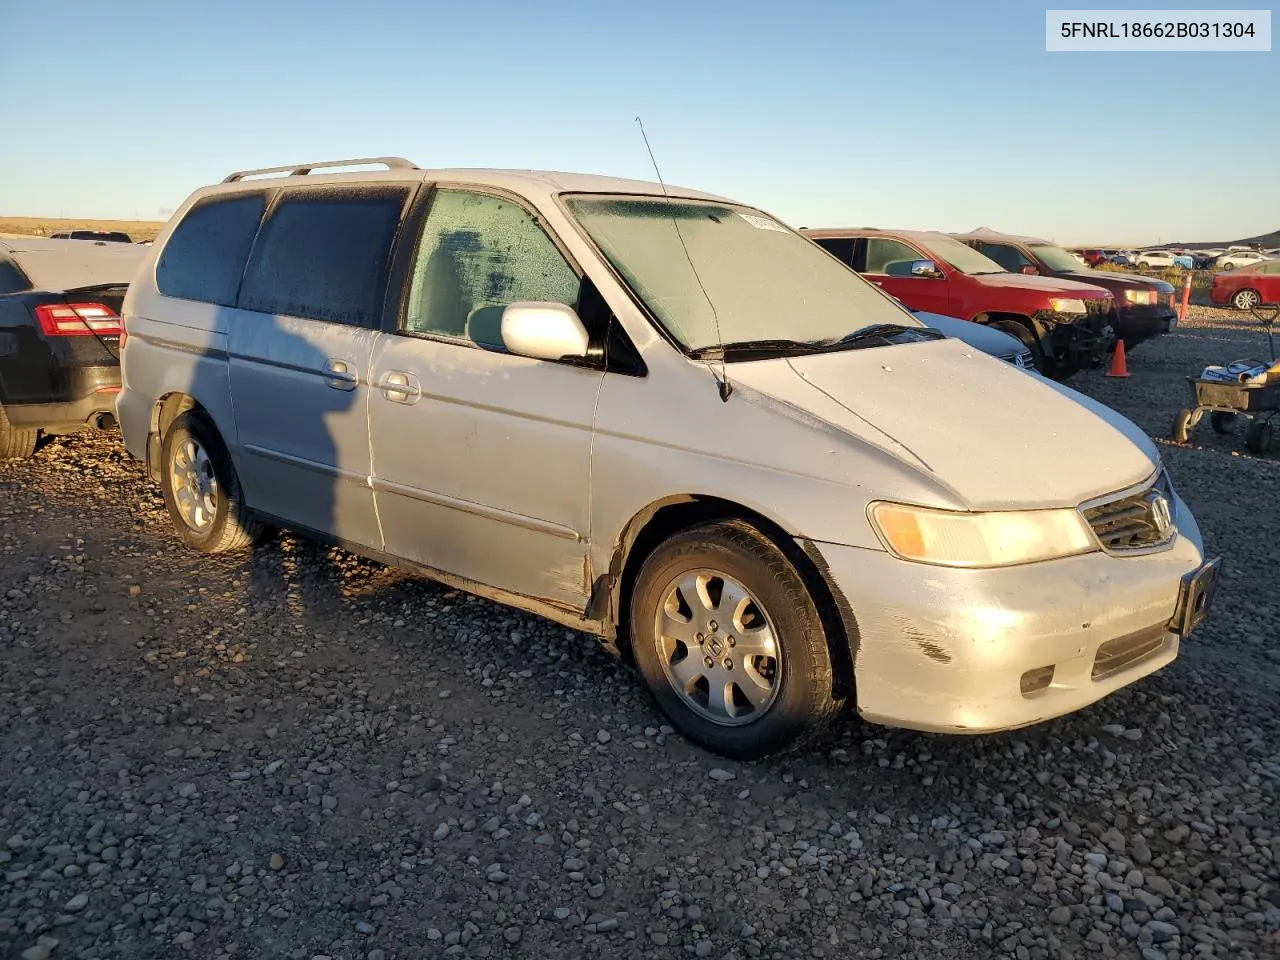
[739,213,788,233]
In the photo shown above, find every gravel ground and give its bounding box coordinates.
[2,306,1277,960]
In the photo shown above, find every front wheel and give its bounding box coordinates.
[1231,289,1261,311]
[988,319,1046,373]
[1172,409,1194,444]
[628,520,844,759]
[1210,412,1237,435]
[160,410,262,553]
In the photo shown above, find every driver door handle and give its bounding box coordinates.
[379,370,422,404]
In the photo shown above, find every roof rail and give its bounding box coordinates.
[221,157,418,184]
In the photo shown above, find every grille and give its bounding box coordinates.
[1092,625,1168,680]
[1082,474,1175,552]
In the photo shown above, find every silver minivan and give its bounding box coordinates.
[117,158,1219,759]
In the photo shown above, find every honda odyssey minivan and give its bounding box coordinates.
[117,158,1219,759]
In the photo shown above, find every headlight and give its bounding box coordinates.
[1123,289,1155,305]
[869,502,1096,568]
[1049,298,1087,314]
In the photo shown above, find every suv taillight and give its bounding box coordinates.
[34,303,122,337]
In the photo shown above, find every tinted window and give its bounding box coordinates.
[813,237,854,266]
[0,258,30,295]
[404,189,579,345]
[158,194,267,306]
[976,242,1031,271]
[240,188,407,327]
[865,238,924,275]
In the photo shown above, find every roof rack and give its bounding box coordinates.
[221,157,418,183]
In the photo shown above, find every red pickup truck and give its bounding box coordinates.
[802,228,1114,379]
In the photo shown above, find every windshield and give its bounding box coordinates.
[1029,244,1084,271]
[919,235,1005,275]
[565,195,919,352]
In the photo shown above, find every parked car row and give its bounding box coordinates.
[1076,245,1277,272]
[29,156,1209,761]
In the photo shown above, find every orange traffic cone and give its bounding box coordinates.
[1105,339,1131,378]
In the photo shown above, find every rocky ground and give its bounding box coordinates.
[2,306,1278,960]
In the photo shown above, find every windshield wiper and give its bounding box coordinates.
[690,338,827,360]
[831,323,944,347]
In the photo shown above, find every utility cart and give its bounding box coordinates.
[1173,306,1279,454]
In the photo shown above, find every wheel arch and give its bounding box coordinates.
[595,494,858,703]
[145,392,204,482]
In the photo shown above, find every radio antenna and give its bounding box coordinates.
[635,116,731,402]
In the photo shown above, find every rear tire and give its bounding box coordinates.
[160,410,262,553]
[1246,421,1274,455]
[0,405,38,459]
[1231,289,1261,311]
[628,520,844,760]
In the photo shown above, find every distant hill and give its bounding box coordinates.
[0,217,166,242]
[1154,228,1280,250]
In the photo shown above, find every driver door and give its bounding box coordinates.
[856,237,954,316]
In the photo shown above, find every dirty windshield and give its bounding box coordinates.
[565,195,917,353]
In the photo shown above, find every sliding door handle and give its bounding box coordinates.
[324,359,359,391]
[378,370,421,404]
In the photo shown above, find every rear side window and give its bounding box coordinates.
[240,188,408,327]
[157,194,267,306]
[813,238,854,266]
[0,258,29,295]
[976,242,1031,272]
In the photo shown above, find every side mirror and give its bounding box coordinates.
[1021,264,1039,275]
[910,259,941,278]
[500,302,590,361]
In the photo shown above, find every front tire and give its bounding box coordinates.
[629,520,844,760]
[160,410,262,553]
[989,319,1046,374]
[0,405,38,459]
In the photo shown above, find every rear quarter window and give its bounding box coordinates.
[157,194,268,306]
[238,187,409,327]
[0,258,30,295]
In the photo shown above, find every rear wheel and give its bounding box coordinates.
[1231,289,1261,311]
[1246,420,1274,455]
[628,520,844,759]
[160,410,262,553]
[0,404,38,459]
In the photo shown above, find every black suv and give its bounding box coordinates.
[0,238,144,457]
[953,230,1176,350]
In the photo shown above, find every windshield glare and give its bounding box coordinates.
[1030,244,1085,271]
[565,195,919,352]
[921,235,1006,275]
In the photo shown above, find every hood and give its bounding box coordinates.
[968,271,1111,299]
[1052,267,1161,293]
[730,338,1157,510]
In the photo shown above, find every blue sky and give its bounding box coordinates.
[1,0,1274,244]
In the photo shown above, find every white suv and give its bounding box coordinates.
[117,158,1218,758]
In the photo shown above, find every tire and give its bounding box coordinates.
[1231,289,1261,311]
[628,520,844,760]
[1139,261,1150,269]
[1172,409,1194,444]
[989,319,1046,374]
[1246,421,1274,455]
[160,410,262,553]
[1210,412,1237,435]
[0,404,38,459]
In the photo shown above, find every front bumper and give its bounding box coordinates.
[811,494,1209,734]
[1112,305,1176,347]
[1033,305,1116,368]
